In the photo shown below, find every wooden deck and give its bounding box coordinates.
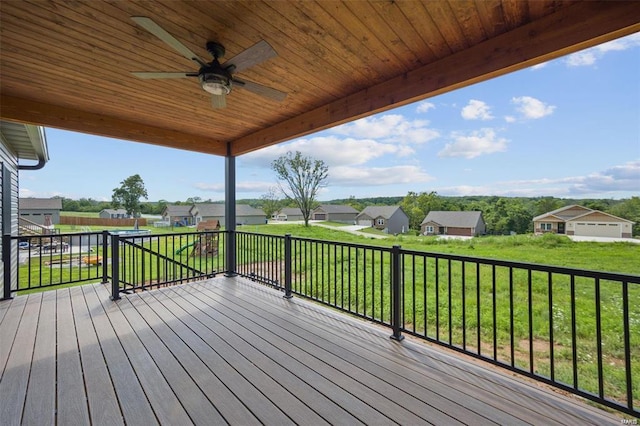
[0,277,619,425]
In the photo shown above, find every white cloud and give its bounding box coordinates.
[484,160,640,197]
[416,101,435,113]
[331,114,439,144]
[438,128,508,159]
[330,165,433,186]
[511,96,555,119]
[461,99,494,120]
[567,160,640,194]
[565,33,640,67]
[565,51,596,67]
[242,136,414,168]
[504,115,516,123]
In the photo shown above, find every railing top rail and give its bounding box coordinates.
[236,231,393,252]
[117,229,227,241]
[11,230,105,239]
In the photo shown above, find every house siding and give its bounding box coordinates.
[1,137,19,298]
[387,209,410,234]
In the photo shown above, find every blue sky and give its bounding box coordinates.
[20,34,640,203]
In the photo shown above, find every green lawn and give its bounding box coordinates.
[249,223,640,274]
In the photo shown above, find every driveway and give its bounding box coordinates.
[311,222,389,239]
[567,235,640,244]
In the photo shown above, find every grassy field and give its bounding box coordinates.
[249,223,640,274]
[239,223,640,408]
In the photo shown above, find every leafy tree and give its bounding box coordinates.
[260,186,282,219]
[534,197,563,216]
[112,174,148,217]
[609,196,640,236]
[186,196,203,204]
[484,198,533,234]
[272,151,328,226]
[400,191,445,230]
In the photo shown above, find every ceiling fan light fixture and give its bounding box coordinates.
[200,74,231,95]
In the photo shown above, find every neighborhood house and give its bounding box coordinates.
[311,204,359,224]
[533,205,634,239]
[18,197,62,225]
[99,208,130,219]
[273,207,304,221]
[356,206,409,234]
[421,211,486,237]
[162,204,196,226]
[190,203,266,227]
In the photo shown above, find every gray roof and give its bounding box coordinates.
[19,197,62,210]
[278,207,303,216]
[315,204,359,214]
[421,211,483,228]
[164,204,194,216]
[357,206,403,220]
[1,121,49,163]
[195,203,265,217]
[532,204,591,221]
[533,205,633,224]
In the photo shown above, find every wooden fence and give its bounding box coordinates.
[60,216,148,227]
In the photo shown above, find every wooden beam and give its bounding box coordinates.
[0,95,227,156]
[231,1,640,156]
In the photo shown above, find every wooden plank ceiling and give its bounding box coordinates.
[1,1,639,157]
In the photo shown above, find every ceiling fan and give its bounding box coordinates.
[130,16,286,108]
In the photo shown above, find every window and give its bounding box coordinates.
[376,218,385,226]
[426,226,434,233]
[540,223,552,231]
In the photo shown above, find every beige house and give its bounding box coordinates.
[533,205,634,238]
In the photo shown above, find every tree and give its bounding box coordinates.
[400,191,445,230]
[272,151,328,226]
[112,174,148,217]
[609,196,640,236]
[260,186,282,220]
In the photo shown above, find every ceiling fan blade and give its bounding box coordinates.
[233,78,287,102]
[223,40,277,73]
[131,17,204,65]
[132,72,197,79]
[211,93,226,109]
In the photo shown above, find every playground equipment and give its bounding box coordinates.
[184,220,220,257]
[82,255,103,265]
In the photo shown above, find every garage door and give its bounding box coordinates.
[314,213,326,220]
[574,222,621,238]
[358,219,372,226]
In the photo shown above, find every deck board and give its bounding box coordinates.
[0,278,622,425]
[56,288,91,425]
[0,293,40,422]
[69,285,122,426]
[23,290,56,425]
[202,279,587,425]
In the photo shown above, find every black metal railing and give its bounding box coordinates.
[110,231,227,299]
[5,231,109,294]
[234,231,639,417]
[3,229,638,416]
